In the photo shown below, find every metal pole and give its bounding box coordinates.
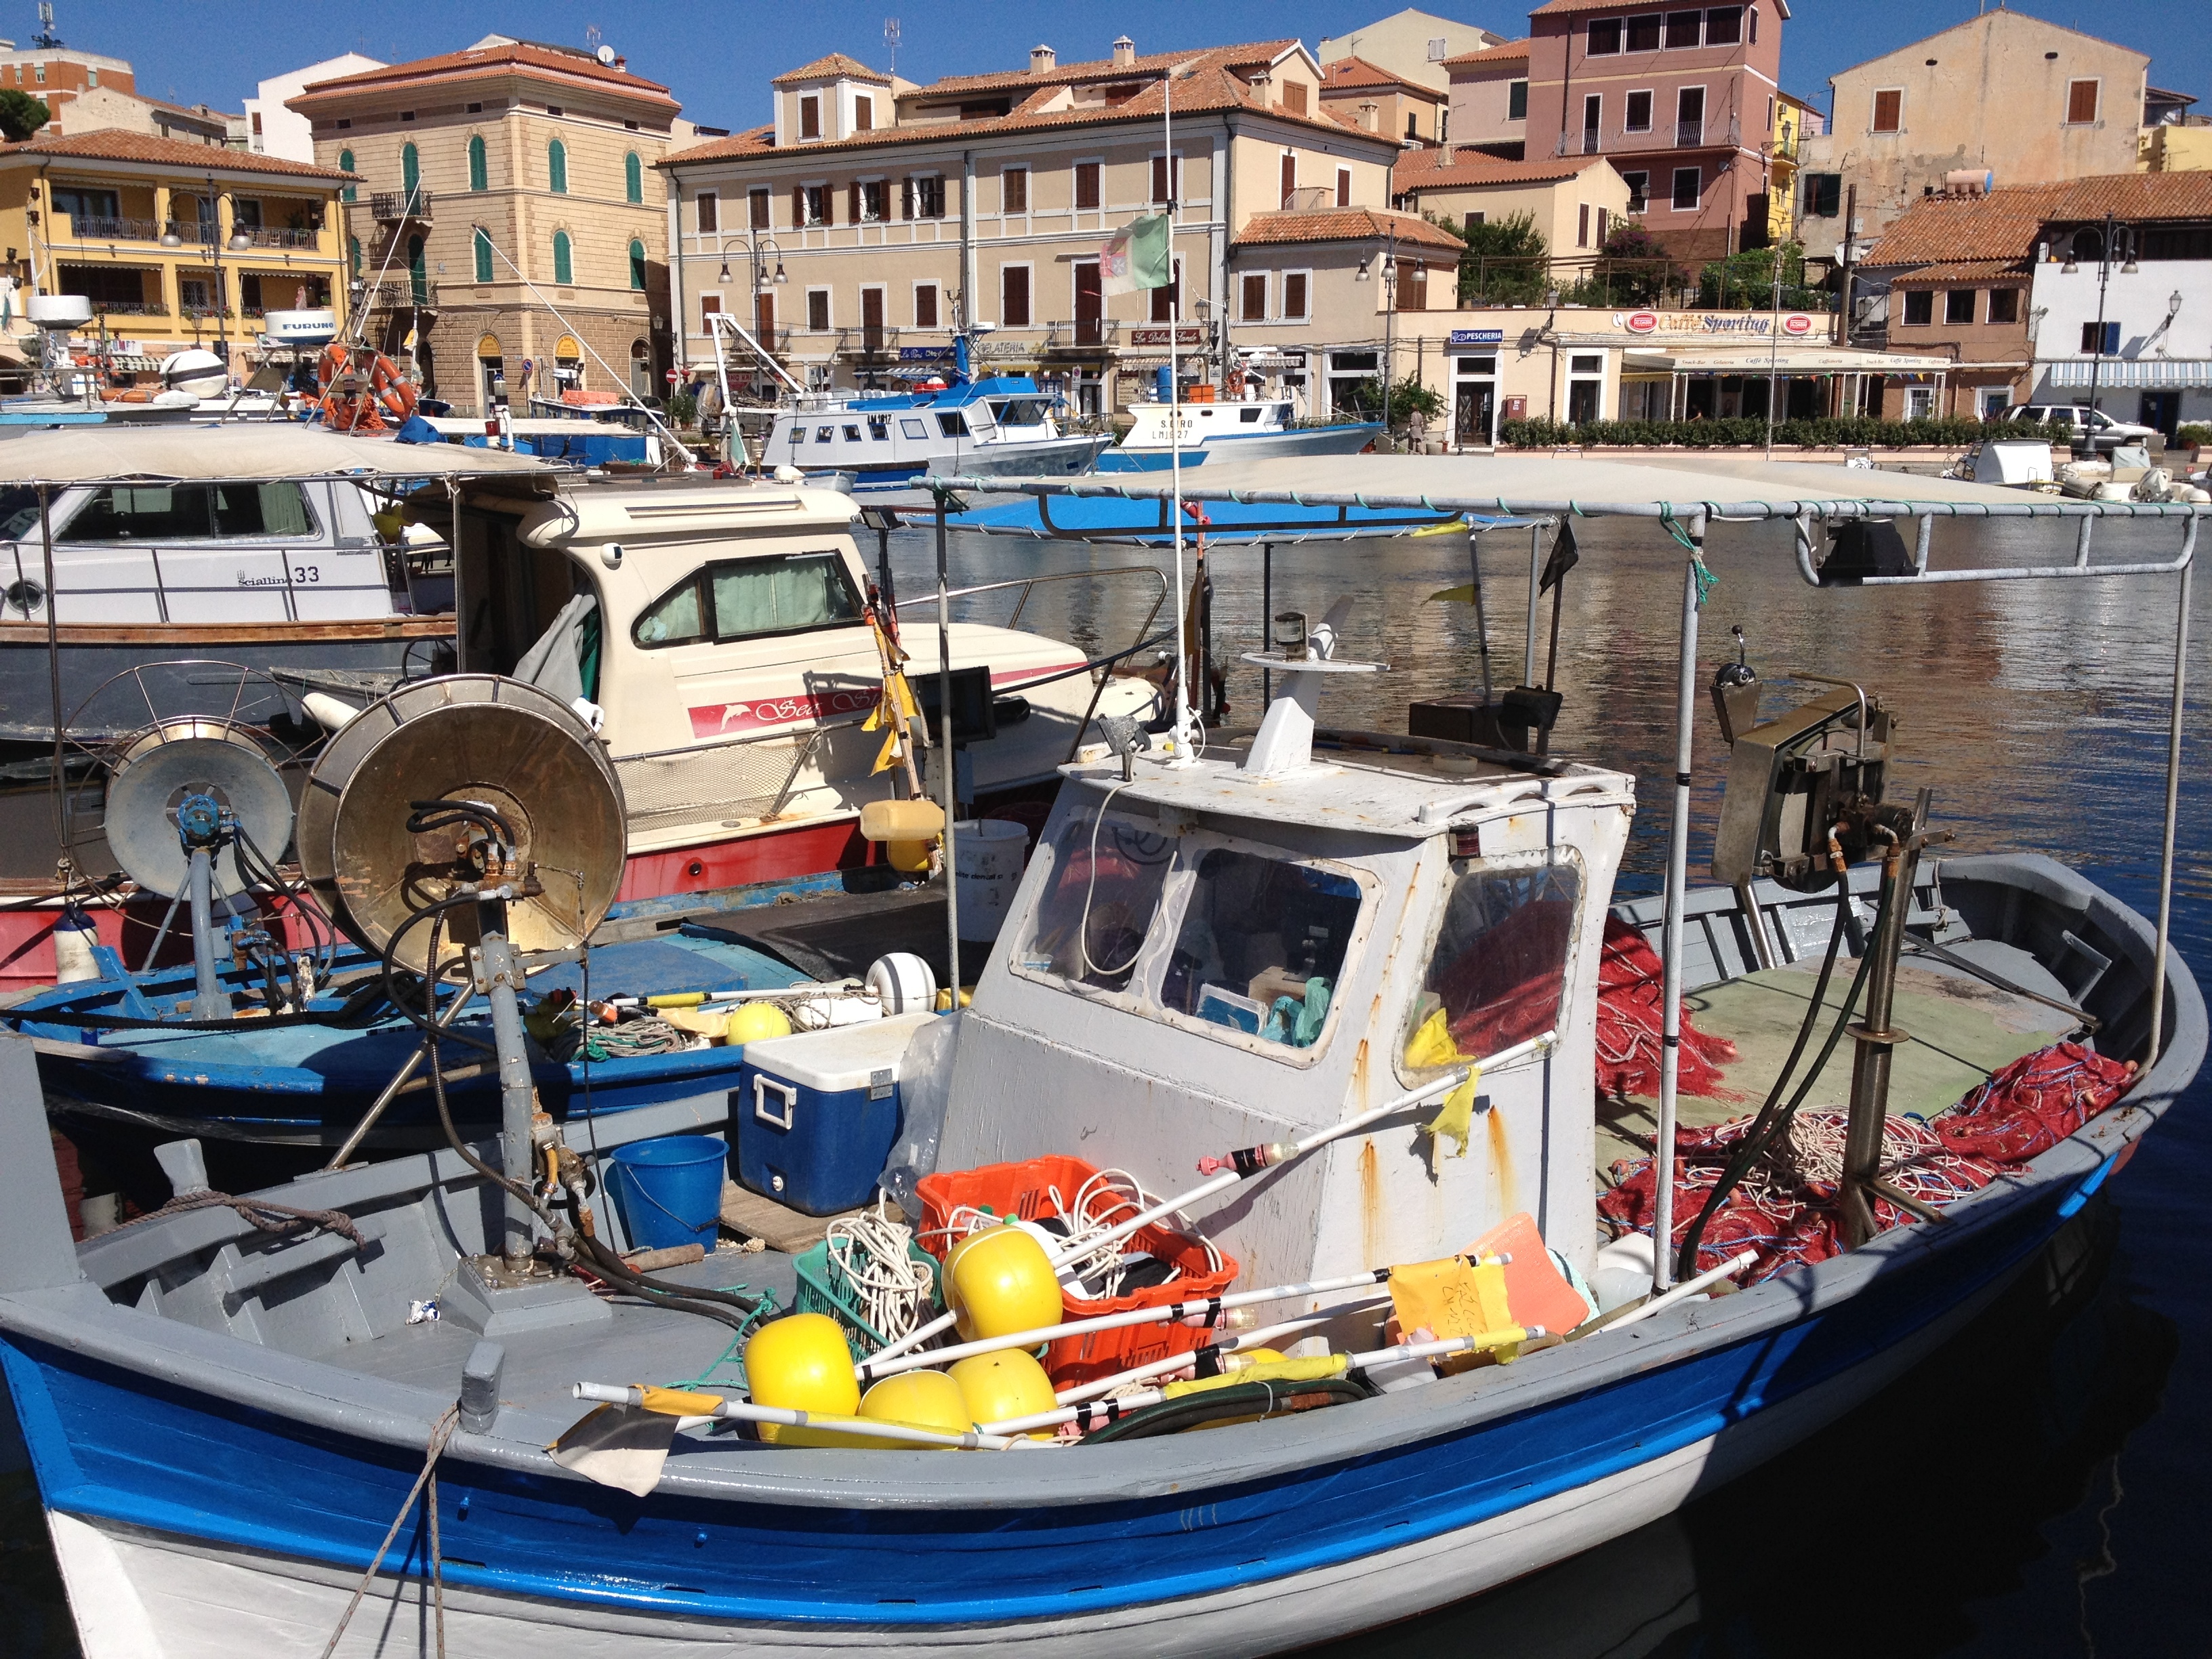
[1651,513,1706,1293]
[2148,560,2191,1068]
[1260,541,1273,705]
[478,930,537,1270]
[936,499,960,998]
[38,484,62,845]
[1523,521,1542,687]
[2085,212,2114,425]
[1839,817,1925,1248]
[185,846,230,1020]
[1164,70,1197,764]
[1764,247,1782,459]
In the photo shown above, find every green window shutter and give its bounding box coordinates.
[625,151,642,204]
[548,140,567,194]
[338,148,355,203]
[349,235,360,276]
[468,135,487,192]
[629,238,646,291]
[401,143,419,193]
[553,230,573,285]
[474,228,494,283]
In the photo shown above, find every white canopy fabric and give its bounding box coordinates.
[0,424,558,485]
[2047,359,2212,389]
[1622,347,1954,375]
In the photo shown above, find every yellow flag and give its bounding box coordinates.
[1422,1066,1483,1158]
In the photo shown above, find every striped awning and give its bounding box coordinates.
[2047,359,2212,388]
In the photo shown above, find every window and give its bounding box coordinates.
[1872,89,1902,134]
[800,94,821,139]
[1002,167,1027,214]
[868,418,889,441]
[1151,153,1179,205]
[633,552,863,649]
[32,63,44,82]
[629,239,647,291]
[1902,289,1933,326]
[1623,169,1650,211]
[697,191,719,233]
[1705,5,1742,44]
[2081,320,2120,354]
[1578,203,1591,247]
[936,411,970,437]
[1988,287,2020,324]
[1280,152,1296,208]
[1582,94,1601,150]
[1677,85,1704,142]
[1508,79,1528,119]
[468,102,483,114]
[1017,802,1177,994]
[843,426,862,442]
[901,417,928,439]
[1001,264,1030,327]
[914,283,939,327]
[1149,258,1183,323]
[906,175,945,218]
[1597,207,1610,243]
[54,186,118,225]
[1398,855,1582,1086]
[857,180,886,222]
[1284,81,1309,116]
[552,230,573,286]
[2066,79,2100,125]
[466,134,487,192]
[1803,171,1841,217]
[1283,270,1309,320]
[338,148,356,203]
[1337,167,1353,208]
[1944,289,1975,325]
[1587,17,1622,53]
[855,94,874,131]
[1671,166,1700,209]
[1626,14,1662,51]
[402,143,420,194]
[625,151,643,204]
[1076,161,1101,210]
[474,228,494,283]
[1154,847,1364,1051]
[60,483,314,542]
[1905,386,1934,419]
[800,184,829,226]
[548,139,567,194]
[543,106,560,119]
[1665,9,1701,46]
[1625,89,1653,131]
[807,289,830,331]
[701,293,722,328]
[1241,272,1268,323]
[1401,261,1429,310]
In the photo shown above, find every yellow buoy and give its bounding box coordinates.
[743,1313,859,1444]
[949,1349,1057,1429]
[859,1370,973,1439]
[725,1002,794,1046]
[947,1223,1062,1342]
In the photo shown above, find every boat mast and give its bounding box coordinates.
[1164,66,1198,764]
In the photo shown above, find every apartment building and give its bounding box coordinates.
[1318,10,1506,96]
[1445,39,1532,161]
[0,127,352,377]
[291,36,681,412]
[245,55,386,163]
[1523,0,1787,262]
[659,37,1406,415]
[0,44,134,136]
[1797,12,2150,266]
[56,87,232,146]
[1393,150,1631,259]
[1318,58,1446,146]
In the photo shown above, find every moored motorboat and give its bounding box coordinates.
[1096,386,1380,472]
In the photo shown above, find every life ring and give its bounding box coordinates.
[317,345,417,434]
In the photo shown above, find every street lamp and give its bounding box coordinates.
[717,234,786,295]
[1359,225,1399,442]
[2082,210,2131,432]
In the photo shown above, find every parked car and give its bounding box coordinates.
[1997,404,2158,452]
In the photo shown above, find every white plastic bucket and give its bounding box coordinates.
[953,819,1027,941]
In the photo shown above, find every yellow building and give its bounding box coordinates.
[1767,90,1820,246]
[0,128,354,378]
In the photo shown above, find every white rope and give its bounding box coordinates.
[825,1200,935,1344]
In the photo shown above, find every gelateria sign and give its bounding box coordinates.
[1611,311,1818,337]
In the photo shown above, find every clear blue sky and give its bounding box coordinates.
[56,0,2211,132]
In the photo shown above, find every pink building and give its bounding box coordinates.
[1523,0,1786,262]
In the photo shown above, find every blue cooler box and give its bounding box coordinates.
[735,1012,939,1216]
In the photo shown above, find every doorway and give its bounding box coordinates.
[1452,354,1496,447]
[1074,262,1102,346]
[2139,391,2182,439]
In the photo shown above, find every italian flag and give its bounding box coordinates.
[1101,213,1172,298]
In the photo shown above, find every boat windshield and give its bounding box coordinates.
[632,550,865,648]
[1018,801,1176,993]
[0,487,38,541]
[989,398,1051,428]
[1399,851,1582,1085]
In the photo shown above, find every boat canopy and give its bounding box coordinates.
[0,424,559,488]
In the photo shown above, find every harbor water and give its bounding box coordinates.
[2,506,2205,1655]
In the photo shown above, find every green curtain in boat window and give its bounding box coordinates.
[401,143,419,194]
[628,239,646,291]
[624,150,642,204]
[708,554,861,640]
[548,138,567,194]
[337,148,355,203]
[552,230,573,285]
[468,134,487,192]
[474,228,494,284]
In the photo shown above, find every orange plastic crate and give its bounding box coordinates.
[915,1155,1239,1389]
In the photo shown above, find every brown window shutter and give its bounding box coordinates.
[850,182,861,222]
[794,185,805,225]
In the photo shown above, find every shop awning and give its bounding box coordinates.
[2047,359,2212,389]
[1623,347,1953,375]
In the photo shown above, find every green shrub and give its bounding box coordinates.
[665,391,698,427]
[2177,423,2212,449]
[1497,415,2062,449]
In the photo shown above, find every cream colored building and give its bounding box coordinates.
[1797,11,2151,264]
[660,37,1404,415]
[290,35,680,413]
[1442,39,1530,161]
[1318,58,1446,147]
[1394,152,1632,258]
[1318,10,1506,97]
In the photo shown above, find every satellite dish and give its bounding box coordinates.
[310,676,625,968]
[102,719,293,900]
[596,43,617,64]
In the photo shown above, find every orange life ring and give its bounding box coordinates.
[318,345,416,434]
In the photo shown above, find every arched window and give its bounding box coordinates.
[468,134,487,192]
[624,150,642,204]
[548,138,567,194]
[552,229,573,285]
[348,234,361,276]
[401,142,419,194]
[406,233,428,302]
[474,227,494,283]
[337,148,355,203]
[628,237,647,291]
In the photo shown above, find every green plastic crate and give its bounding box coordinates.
[792,1236,941,1359]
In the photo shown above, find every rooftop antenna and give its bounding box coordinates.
[585,23,602,52]
[885,16,901,79]
[33,1,60,49]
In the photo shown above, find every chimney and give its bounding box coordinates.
[1031,43,1057,73]
[614,55,627,71]
[1358,100,1380,133]
[1112,35,1135,68]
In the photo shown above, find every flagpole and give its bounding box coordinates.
[1164,68,1197,765]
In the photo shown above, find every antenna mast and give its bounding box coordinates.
[885,16,901,79]
[33,3,60,49]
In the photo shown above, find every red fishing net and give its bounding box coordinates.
[1595,916,1741,1099]
[1599,1041,2138,1281]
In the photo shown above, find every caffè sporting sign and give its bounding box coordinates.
[1612,310,1818,337]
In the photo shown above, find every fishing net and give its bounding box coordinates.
[1595,916,1741,1100]
[1599,1040,2139,1282]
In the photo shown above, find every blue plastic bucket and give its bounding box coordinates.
[608,1135,727,1251]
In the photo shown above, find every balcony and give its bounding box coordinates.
[63,215,163,243]
[356,279,438,310]
[236,225,323,250]
[369,188,432,224]
[77,300,165,316]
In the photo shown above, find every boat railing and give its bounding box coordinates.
[608,716,859,832]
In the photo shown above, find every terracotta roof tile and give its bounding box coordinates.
[1396,146,1608,188]
[1441,38,1531,68]
[771,53,890,87]
[1890,260,2033,285]
[1863,173,2212,268]
[0,128,355,180]
[1319,56,1433,96]
[292,40,676,110]
[1232,207,1466,251]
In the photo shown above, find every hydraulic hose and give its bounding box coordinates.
[1078,1376,1376,1444]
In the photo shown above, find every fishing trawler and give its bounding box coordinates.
[1098,380,1381,471]
[0,452,2195,1656]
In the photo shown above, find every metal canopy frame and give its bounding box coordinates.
[935,470,2200,1294]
